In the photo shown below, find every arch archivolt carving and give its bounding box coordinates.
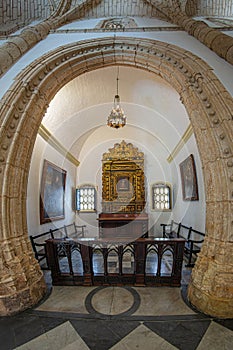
[0,36,232,316]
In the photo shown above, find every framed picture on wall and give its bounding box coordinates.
[40,160,67,224]
[117,176,130,192]
[179,154,199,201]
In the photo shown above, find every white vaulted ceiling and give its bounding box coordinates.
[42,66,189,160]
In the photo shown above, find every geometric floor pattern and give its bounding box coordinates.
[1,284,233,350]
[2,314,233,350]
[1,262,233,350]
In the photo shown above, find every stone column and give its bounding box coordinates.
[187,162,233,318]
[0,128,47,315]
[188,235,233,318]
[0,76,48,315]
[0,235,46,315]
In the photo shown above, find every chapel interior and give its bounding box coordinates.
[0,1,233,349]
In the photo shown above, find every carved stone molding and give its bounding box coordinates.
[0,37,232,316]
[0,1,233,78]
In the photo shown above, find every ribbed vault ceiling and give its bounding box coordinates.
[0,0,232,36]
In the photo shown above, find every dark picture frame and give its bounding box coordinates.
[179,154,199,201]
[40,160,67,224]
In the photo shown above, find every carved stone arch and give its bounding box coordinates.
[0,37,232,317]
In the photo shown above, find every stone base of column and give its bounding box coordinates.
[188,282,233,319]
[0,273,46,316]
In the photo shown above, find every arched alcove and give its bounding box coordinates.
[0,37,232,317]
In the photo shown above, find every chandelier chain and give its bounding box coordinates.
[116,66,119,96]
[107,66,126,129]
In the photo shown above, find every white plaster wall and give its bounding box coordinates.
[43,67,189,151]
[225,31,233,38]
[58,17,177,30]
[28,65,205,237]
[27,135,77,236]
[75,124,173,237]
[74,122,205,237]
[40,66,193,237]
[170,134,206,233]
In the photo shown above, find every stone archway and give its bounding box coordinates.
[0,37,232,317]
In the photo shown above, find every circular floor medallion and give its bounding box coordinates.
[85,286,140,316]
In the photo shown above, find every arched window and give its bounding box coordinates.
[152,183,172,211]
[76,184,96,212]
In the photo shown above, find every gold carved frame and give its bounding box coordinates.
[102,141,146,213]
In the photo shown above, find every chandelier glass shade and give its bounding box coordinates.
[107,68,126,129]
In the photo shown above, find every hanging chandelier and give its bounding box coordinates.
[107,67,126,129]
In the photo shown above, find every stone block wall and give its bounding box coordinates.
[0,0,60,35]
[183,0,233,17]
[197,0,233,17]
[70,0,161,19]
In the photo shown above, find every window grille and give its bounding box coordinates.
[76,185,96,212]
[152,183,172,210]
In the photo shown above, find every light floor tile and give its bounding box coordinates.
[63,339,90,350]
[132,287,195,316]
[109,324,178,350]
[15,321,88,350]
[92,287,134,315]
[36,286,95,313]
[197,321,233,350]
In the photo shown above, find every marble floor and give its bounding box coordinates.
[0,264,233,349]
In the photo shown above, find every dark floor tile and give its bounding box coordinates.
[70,318,140,350]
[0,313,68,349]
[0,314,43,350]
[145,319,211,350]
[214,318,233,331]
[0,317,17,335]
[0,319,15,350]
[38,316,69,333]
[13,314,46,347]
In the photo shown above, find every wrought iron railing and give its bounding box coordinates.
[46,237,185,287]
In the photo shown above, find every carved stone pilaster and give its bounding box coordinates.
[0,236,46,315]
[188,240,233,318]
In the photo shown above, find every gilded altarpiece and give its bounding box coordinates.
[102,140,146,213]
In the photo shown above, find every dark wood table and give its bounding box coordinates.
[97,212,148,239]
